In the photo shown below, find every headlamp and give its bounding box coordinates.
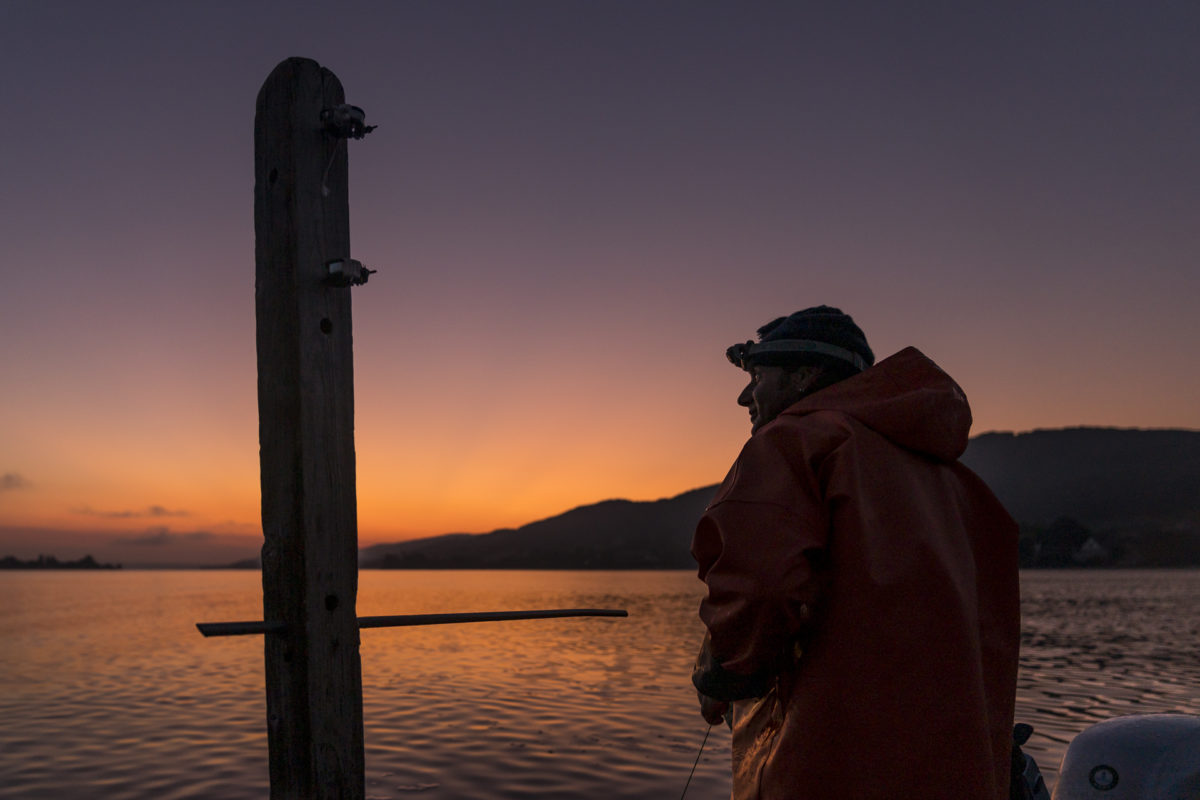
[725,341,756,369]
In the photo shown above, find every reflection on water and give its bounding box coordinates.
[357,572,723,799]
[1,569,1197,798]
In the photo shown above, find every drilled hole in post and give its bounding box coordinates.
[320,318,333,334]
[268,168,278,185]
[325,594,339,611]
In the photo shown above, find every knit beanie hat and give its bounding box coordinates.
[726,305,874,373]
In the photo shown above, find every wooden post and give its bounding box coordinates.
[255,57,364,798]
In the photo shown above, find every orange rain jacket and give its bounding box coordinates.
[692,347,1020,800]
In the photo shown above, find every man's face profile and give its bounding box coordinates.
[737,365,816,434]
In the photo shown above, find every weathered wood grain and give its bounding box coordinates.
[255,56,364,799]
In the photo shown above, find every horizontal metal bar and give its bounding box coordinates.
[196,608,627,637]
[358,608,628,629]
[196,620,288,637]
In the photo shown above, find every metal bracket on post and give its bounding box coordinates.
[321,104,376,140]
[325,258,376,287]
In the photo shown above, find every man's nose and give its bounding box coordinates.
[737,385,752,407]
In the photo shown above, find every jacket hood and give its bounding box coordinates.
[778,346,973,461]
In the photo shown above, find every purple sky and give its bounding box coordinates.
[1,1,1198,563]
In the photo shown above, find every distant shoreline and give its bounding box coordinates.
[1,554,121,570]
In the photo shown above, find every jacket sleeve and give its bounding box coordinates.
[692,429,829,697]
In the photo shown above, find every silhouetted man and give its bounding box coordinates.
[692,306,1019,799]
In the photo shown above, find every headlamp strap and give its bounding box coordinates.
[738,339,868,372]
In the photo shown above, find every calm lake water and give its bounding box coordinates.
[2,569,1198,799]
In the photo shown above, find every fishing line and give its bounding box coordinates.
[679,724,712,800]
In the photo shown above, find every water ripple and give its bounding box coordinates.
[1,569,1197,798]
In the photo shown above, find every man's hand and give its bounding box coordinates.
[694,631,731,724]
[698,690,729,726]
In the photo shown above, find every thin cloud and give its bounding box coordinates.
[146,505,190,518]
[1,473,30,491]
[72,504,190,519]
[112,527,214,546]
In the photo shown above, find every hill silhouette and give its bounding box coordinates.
[362,486,715,569]
[363,427,1200,569]
[961,427,1200,528]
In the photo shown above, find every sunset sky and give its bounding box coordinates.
[2,1,1197,565]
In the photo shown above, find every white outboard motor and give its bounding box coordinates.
[1052,714,1200,799]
